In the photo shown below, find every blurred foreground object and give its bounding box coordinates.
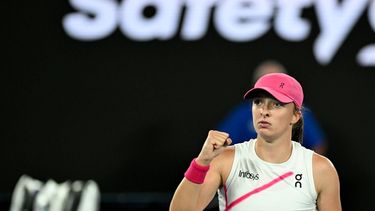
[9,175,100,211]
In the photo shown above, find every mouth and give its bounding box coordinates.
[258,121,271,128]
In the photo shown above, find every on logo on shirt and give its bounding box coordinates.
[295,173,303,188]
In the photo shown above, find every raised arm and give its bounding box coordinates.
[169,130,232,211]
[313,153,342,211]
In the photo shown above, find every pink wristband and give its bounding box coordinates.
[184,158,210,184]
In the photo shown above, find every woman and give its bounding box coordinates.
[170,73,341,211]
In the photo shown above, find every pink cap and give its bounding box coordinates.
[243,73,304,108]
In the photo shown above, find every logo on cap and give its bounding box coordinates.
[279,82,285,89]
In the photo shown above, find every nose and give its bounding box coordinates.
[259,104,270,117]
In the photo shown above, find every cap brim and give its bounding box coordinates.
[243,87,294,104]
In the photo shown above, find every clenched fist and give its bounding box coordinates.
[196,130,232,166]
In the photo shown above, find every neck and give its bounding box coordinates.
[255,137,293,164]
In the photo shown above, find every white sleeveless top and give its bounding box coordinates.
[218,139,317,211]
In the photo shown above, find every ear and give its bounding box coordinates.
[291,110,302,124]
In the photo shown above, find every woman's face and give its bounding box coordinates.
[252,96,300,141]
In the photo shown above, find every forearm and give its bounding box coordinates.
[169,178,203,211]
[170,131,231,211]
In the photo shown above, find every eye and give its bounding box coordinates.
[274,102,282,107]
[271,101,284,109]
[253,98,262,105]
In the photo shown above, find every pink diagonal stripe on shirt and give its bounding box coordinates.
[225,171,294,211]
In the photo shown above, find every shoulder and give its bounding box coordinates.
[212,146,235,171]
[312,153,337,176]
[312,153,340,193]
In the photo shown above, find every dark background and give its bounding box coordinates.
[4,0,375,210]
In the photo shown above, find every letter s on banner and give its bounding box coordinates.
[62,0,118,41]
